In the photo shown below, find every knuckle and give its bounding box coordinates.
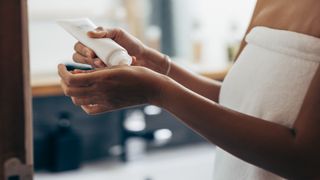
[74,42,80,51]
[64,88,72,96]
[86,50,94,58]
[65,75,76,86]
[72,53,78,61]
[82,48,91,56]
[114,28,123,33]
[117,27,125,33]
[115,28,125,36]
[64,76,71,85]
[137,45,145,55]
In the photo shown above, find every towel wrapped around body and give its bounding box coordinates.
[214,27,320,180]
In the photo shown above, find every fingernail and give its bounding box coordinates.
[87,31,94,37]
[94,60,101,67]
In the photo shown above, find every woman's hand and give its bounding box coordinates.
[73,27,169,74]
[58,64,168,115]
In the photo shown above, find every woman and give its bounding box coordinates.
[58,0,320,179]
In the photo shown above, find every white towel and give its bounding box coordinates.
[214,27,320,180]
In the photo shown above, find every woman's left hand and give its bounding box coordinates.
[58,64,168,115]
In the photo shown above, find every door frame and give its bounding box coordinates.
[0,0,33,179]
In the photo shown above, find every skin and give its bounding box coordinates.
[58,0,320,178]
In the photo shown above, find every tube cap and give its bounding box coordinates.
[108,50,132,67]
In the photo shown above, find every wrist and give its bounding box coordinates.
[149,74,177,108]
[140,47,170,75]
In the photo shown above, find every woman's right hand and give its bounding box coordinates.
[73,27,146,68]
[73,27,169,74]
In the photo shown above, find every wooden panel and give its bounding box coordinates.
[32,84,63,97]
[0,0,33,179]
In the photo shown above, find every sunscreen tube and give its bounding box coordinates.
[57,18,132,67]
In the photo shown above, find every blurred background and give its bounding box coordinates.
[29,0,256,179]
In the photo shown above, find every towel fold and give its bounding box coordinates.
[246,27,320,62]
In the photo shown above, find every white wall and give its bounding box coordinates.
[28,0,122,75]
[28,0,256,75]
[172,0,256,68]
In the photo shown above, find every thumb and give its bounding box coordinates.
[87,28,107,38]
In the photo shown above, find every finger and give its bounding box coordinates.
[71,96,104,106]
[71,69,96,74]
[58,64,95,87]
[73,52,107,68]
[74,42,95,58]
[93,58,107,68]
[60,80,95,97]
[73,53,92,65]
[81,104,111,115]
[73,53,105,68]
[87,27,119,39]
[87,30,108,38]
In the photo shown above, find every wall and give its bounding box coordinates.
[28,0,257,75]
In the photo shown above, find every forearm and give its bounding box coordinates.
[143,47,222,102]
[168,62,222,102]
[156,77,307,178]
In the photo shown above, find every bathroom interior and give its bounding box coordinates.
[27,0,256,179]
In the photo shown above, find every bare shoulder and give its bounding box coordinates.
[236,0,320,60]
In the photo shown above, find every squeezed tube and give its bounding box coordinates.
[57,18,132,67]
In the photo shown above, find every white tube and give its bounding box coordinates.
[57,18,132,67]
